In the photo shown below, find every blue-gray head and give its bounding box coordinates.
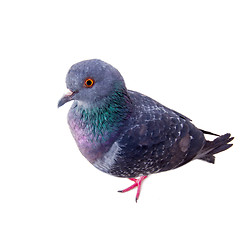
[58,59,127,108]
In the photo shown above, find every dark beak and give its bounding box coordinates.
[58,90,76,108]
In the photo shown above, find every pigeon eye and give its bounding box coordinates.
[84,78,94,88]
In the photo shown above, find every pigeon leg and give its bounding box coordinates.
[118,176,148,202]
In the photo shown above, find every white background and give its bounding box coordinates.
[0,0,246,239]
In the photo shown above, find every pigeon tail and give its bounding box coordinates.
[196,133,234,163]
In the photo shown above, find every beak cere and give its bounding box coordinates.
[58,89,76,108]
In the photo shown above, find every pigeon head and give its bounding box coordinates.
[58,59,126,108]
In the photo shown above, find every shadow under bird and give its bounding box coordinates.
[58,59,233,202]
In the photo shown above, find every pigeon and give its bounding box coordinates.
[58,59,233,202]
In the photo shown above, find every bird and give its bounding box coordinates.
[58,59,233,202]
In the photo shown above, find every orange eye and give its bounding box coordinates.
[84,78,94,88]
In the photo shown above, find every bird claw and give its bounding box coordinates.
[118,176,147,202]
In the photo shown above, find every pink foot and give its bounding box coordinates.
[118,176,148,202]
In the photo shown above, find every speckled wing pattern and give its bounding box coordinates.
[108,91,205,177]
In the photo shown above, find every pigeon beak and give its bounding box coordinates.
[58,89,77,108]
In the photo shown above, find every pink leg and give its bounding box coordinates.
[118,176,148,202]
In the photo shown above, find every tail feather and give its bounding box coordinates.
[199,129,220,137]
[197,133,234,163]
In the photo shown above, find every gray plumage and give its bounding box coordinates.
[58,59,233,200]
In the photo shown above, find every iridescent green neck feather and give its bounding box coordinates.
[73,88,132,142]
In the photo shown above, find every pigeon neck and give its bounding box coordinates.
[74,87,132,140]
